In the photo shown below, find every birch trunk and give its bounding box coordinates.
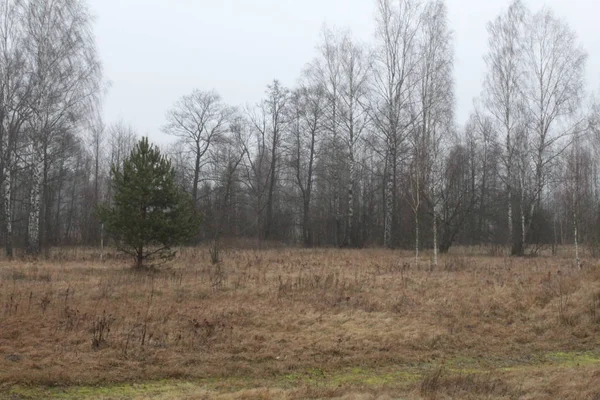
[3,157,12,258]
[192,142,201,210]
[507,131,514,255]
[384,141,394,248]
[507,177,513,254]
[520,172,526,256]
[433,210,438,267]
[572,188,580,268]
[415,205,419,267]
[304,117,316,247]
[27,144,43,255]
[334,187,341,246]
[414,152,420,266]
[2,118,12,258]
[347,146,355,247]
[100,223,104,262]
[572,144,580,268]
[2,109,13,259]
[552,215,557,256]
[332,94,341,247]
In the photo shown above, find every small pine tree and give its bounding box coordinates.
[99,137,201,268]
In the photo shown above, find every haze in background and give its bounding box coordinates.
[89,0,600,143]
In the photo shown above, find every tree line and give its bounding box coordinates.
[1,0,598,263]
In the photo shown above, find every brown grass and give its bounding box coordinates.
[1,247,600,399]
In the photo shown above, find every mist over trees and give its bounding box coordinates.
[2,0,600,261]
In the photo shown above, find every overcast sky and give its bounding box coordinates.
[88,0,600,145]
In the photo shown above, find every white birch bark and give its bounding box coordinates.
[2,117,12,258]
[374,0,421,249]
[433,208,438,267]
[348,148,354,246]
[3,159,11,257]
[385,141,394,248]
[416,0,453,264]
[414,190,419,266]
[482,0,527,255]
[571,141,581,268]
[572,188,580,268]
[27,143,43,255]
[520,169,526,255]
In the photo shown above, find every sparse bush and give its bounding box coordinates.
[39,292,51,313]
[91,311,115,350]
[420,365,445,396]
[209,263,226,291]
[209,240,221,265]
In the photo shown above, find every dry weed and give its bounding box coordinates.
[0,248,598,399]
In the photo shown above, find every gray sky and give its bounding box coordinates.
[89,0,600,144]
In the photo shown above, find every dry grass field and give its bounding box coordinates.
[1,247,600,399]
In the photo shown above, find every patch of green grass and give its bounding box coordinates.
[336,366,420,386]
[4,349,600,399]
[6,381,200,400]
[2,367,420,400]
[544,350,600,367]
[292,366,421,387]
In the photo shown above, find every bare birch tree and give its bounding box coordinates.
[163,90,234,212]
[107,120,137,170]
[106,120,137,208]
[86,110,104,244]
[416,0,454,266]
[0,0,30,258]
[286,84,325,247]
[23,0,102,255]
[308,27,344,245]
[482,0,527,255]
[211,115,246,239]
[338,33,371,247]
[518,7,587,255]
[567,137,581,267]
[261,81,289,240]
[372,0,422,248]
[242,80,289,242]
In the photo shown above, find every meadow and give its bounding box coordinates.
[1,246,599,399]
